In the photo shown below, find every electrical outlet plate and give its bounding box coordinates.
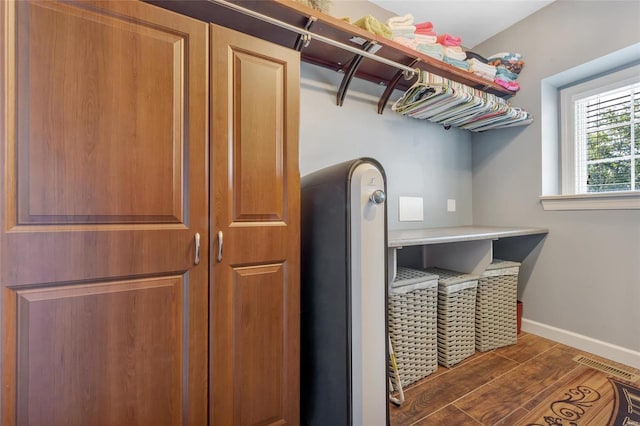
[399,196,424,221]
[447,199,456,212]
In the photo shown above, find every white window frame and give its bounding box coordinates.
[541,64,640,211]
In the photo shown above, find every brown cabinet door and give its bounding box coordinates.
[210,24,300,426]
[0,1,208,424]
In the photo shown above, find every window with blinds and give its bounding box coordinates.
[574,82,640,193]
[560,64,640,197]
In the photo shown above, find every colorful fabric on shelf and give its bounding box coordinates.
[414,21,435,35]
[494,78,521,91]
[353,15,392,39]
[490,60,525,75]
[495,67,519,82]
[487,52,525,74]
[487,52,522,62]
[436,33,462,46]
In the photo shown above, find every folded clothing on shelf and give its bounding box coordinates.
[488,52,522,62]
[444,56,470,70]
[465,51,489,63]
[414,34,437,45]
[467,58,497,80]
[353,15,392,39]
[495,66,519,82]
[416,43,444,60]
[487,52,525,74]
[386,13,414,27]
[393,36,419,49]
[494,78,520,91]
[436,33,462,46]
[443,46,467,61]
[390,27,417,38]
[415,21,436,36]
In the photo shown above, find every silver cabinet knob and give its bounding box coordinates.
[369,189,386,204]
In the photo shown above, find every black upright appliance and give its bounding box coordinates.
[300,158,389,426]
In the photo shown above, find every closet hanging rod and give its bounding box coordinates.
[208,0,420,79]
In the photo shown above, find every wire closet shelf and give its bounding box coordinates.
[209,0,532,132]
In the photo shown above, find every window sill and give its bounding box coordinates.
[540,191,640,211]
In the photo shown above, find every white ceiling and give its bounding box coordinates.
[340,0,555,49]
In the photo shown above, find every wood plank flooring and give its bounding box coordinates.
[390,332,640,425]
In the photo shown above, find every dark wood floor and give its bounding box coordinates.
[390,332,640,425]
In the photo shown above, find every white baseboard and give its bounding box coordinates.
[521,318,640,370]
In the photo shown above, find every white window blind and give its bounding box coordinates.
[540,48,640,211]
[574,82,640,193]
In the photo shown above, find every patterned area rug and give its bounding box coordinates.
[607,378,640,426]
[525,378,640,426]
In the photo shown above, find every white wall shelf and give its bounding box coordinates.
[388,225,548,281]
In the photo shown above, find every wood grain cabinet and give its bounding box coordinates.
[209,24,300,426]
[0,1,300,425]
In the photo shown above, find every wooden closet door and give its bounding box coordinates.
[210,24,300,426]
[0,1,208,425]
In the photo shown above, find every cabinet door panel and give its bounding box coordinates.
[14,278,184,426]
[231,51,286,222]
[232,264,285,426]
[0,1,209,424]
[210,24,300,426]
[18,1,184,224]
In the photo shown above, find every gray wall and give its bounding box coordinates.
[299,62,473,229]
[472,1,640,352]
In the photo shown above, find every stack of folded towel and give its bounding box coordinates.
[467,58,497,80]
[367,13,466,64]
[443,46,469,70]
[385,15,442,56]
[413,21,437,45]
[464,52,497,81]
[386,14,415,36]
[349,12,524,92]
[487,52,525,91]
[393,36,418,49]
[386,14,416,46]
[416,43,443,60]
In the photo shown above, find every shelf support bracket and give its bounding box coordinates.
[336,41,377,107]
[293,16,317,51]
[377,58,420,114]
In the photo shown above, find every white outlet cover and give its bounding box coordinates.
[399,196,424,221]
[447,199,456,212]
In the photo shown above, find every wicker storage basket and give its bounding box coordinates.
[426,268,478,368]
[388,267,439,388]
[475,259,520,352]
